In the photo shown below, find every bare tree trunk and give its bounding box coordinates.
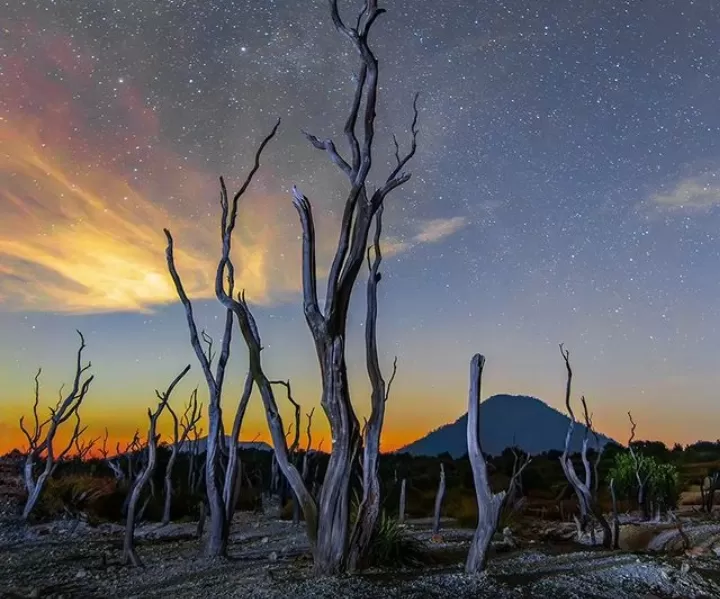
[465,355,506,574]
[163,391,201,525]
[432,463,446,534]
[347,205,398,572]
[398,478,407,524]
[196,500,207,539]
[124,365,189,566]
[223,371,253,522]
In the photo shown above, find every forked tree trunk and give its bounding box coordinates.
[124,366,190,566]
[465,354,506,574]
[20,334,94,520]
[432,463,446,534]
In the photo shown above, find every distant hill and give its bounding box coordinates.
[178,436,272,454]
[397,394,620,458]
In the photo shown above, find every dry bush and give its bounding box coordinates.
[36,474,119,522]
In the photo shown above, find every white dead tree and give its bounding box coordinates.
[558,344,612,548]
[269,379,302,521]
[162,388,202,525]
[398,478,407,524]
[164,122,278,557]
[19,331,94,520]
[123,365,190,567]
[165,0,418,574]
[627,412,651,519]
[347,204,398,570]
[465,354,506,574]
[223,372,253,523]
[432,463,446,534]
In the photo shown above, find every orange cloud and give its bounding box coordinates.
[0,23,467,316]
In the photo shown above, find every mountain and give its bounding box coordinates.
[397,394,619,458]
[178,436,272,454]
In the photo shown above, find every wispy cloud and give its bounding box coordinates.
[384,216,469,256]
[649,173,720,211]
[0,27,468,315]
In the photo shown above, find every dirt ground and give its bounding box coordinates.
[2,511,720,599]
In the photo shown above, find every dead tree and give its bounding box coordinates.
[19,331,94,519]
[165,0,417,574]
[432,463,446,534]
[162,389,202,525]
[504,445,532,511]
[465,354,506,574]
[609,477,620,549]
[164,120,276,556]
[123,365,190,567]
[627,412,651,519]
[223,372,253,523]
[557,344,612,548]
[73,426,100,461]
[291,0,418,573]
[398,478,407,524]
[270,380,304,523]
[347,205,398,571]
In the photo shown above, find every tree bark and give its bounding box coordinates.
[465,354,506,574]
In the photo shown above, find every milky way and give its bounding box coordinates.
[1,0,719,450]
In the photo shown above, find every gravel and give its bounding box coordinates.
[2,513,720,599]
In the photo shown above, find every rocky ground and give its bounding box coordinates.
[2,506,720,599]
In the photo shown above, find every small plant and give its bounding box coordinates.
[364,510,431,568]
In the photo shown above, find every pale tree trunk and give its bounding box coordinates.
[223,371,253,523]
[465,355,506,574]
[162,390,201,525]
[398,478,407,524]
[124,365,190,566]
[609,477,620,549]
[558,345,612,548]
[627,412,650,520]
[20,335,94,520]
[432,463,446,534]
[347,205,398,572]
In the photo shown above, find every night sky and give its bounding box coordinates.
[2,0,719,453]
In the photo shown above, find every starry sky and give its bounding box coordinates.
[1,0,720,455]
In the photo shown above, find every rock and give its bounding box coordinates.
[261,536,269,544]
[269,551,278,562]
[680,562,690,576]
[75,568,88,579]
[28,588,40,599]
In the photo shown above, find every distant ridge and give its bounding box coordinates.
[178,436,272,454]
[397,394,620,458]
